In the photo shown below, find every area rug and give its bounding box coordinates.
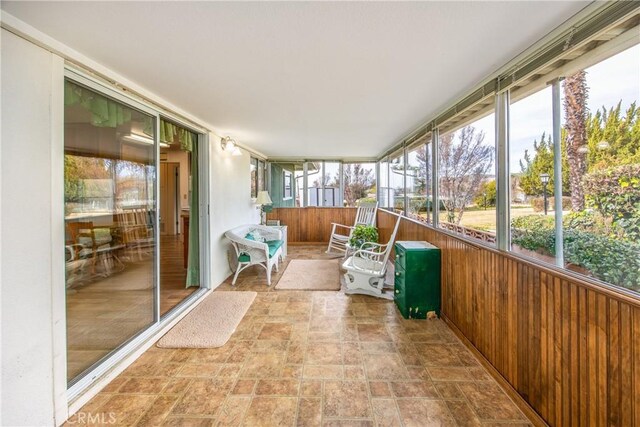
[275,259,341,290]
[157,291,256,348]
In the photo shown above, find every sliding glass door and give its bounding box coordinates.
[64,78,158,385]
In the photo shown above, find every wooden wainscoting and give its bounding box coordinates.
[377,209,640,427]
[266,207,357,243]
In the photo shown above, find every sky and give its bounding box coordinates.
[454,43,640,172]
[510,43,640,171]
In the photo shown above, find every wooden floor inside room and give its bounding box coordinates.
[66,235,197,381]
[160,235,199,316]
[66,244,532,426]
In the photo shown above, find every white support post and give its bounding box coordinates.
[552,79,565,267]
[375,161,381,206]
[302,162,308,207]
[431,129,440,227]
[403,144,408,217]
[320,161,325,207]
[496,91,510,251]
[338,162,344,207]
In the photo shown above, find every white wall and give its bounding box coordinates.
[208,135,261,286]
[1,29,60,426]
[0,27,260,425]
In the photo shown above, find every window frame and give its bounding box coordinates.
[283,170,293,200]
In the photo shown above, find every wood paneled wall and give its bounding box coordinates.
[268,207,640,425]
[376,210,640,427]
[266,207,357,243]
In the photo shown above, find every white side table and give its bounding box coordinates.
[269,225,287,259]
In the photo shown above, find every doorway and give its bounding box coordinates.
[159,124,200,316]
[160,162,180,236]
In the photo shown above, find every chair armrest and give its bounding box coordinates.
[65,244,83,261]
[359,241,387,251]
[352,248,385,259]
[331,223,354,230]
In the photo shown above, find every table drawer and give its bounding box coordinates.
[393,264,405,291]
[394,246,407,269]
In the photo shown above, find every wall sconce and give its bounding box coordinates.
[221,136,242,156]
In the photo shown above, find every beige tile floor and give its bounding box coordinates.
[66,244,531,426]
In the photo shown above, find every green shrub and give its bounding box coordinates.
[349,225,378,249]
[563,229,640,291]
[511,214,640,291]
[356,197,376,204]
[583,164,640,217]
[511,215,554,252]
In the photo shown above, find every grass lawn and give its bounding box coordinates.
[423,205,538,232]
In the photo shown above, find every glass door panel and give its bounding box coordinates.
[64,79,157,385]
[158,120,200,316]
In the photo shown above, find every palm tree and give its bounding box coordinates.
[563,71,589,211]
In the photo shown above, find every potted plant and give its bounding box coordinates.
[349,224,379,249]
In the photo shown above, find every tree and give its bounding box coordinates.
[312,172,337,188]
[343,164,375,207]
[64,154,112,202]
[586,101,640,170]
[563,71,589,211]
[415,145,432,193]
[518,101,639,198]
[439,126,493,224]
[473,180,496,208]
[518,132,570,196]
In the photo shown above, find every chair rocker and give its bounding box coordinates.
[342,216,401,298]
[326,201,378,255]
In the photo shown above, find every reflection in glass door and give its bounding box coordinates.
[64,79,157,385]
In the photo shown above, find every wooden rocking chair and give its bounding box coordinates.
[326,201,378,255]
[342,216,401,297]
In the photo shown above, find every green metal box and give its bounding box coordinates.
[394,241,441,319]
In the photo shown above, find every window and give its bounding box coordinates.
[406,137,432,223]
[294,167,305,207]
[250,157,258,198]
[389,153,405,214]
[283,171,293,199]
[509,86,554,261]
[342,162,376,207]
[250,156,266,198]
[378,159,391,209]
[323,161,341,206]
[438,110,496,245]
[510,43,640,293]
[307,161,341,206]
[258,159,265,195]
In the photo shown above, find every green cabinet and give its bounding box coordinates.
[394,241,441,319]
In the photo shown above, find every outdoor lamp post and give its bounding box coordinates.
[483,192,487,210]
[540,173,550,215]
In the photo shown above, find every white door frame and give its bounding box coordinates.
[58,68,212,420]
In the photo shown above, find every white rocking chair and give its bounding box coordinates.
[342,216,401,298]
[326,201,378,255]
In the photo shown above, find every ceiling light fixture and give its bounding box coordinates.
[121,133,169,148]
[222,136,242,156]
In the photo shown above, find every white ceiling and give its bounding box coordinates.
[2,1,588,158]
